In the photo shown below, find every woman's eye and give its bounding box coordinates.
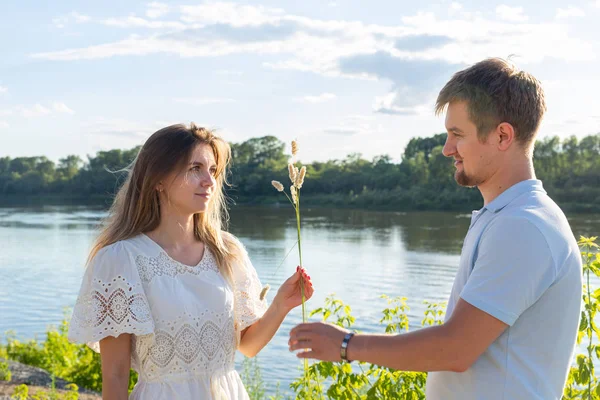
[210,168,217,175]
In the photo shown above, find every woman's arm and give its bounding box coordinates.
[238,300,290,357]
[99,333,132,400]
[238,267,313,357]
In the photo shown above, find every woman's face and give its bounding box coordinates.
[160,143,218,215]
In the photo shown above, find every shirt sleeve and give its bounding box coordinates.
[460,216,557,326]
[68,241,155,352]
[231,239,268,332]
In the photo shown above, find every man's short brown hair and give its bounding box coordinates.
[435,58,546,147]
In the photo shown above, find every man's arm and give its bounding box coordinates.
[289,298,507,372]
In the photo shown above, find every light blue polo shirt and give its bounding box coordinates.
[426,180,582,400]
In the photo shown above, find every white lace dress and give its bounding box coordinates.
[68,234,268,399]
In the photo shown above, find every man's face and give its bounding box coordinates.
[442,101,498,187]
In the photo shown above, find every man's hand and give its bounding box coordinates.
[288,299,508,372]
[289,322,350,361]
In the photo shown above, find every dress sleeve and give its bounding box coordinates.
[67,241,155,353]
[232,240,269,332]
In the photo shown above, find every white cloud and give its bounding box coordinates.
[33,3,594,68]
[373,92,430,116]
[556,6,585,19]
[102,16,185,29]
[451,2,463,10]
[2,103,74,118]
[0,86,7,93]
[297,93,336,103]
[173,97,235,106]
[17,104,51,118]
[82,117,163,138]
[72,12,91,23]
[53,102,75,114]
[180,3,285,27]
[52,18,66,29]
[146,2,170,19]
[215,69,243,76]
[323,127,357,135]
[323,115,382,136]
[495,5,528,22]
[31,3,596,117]
[0,121,8,129]
[53,11,91,28]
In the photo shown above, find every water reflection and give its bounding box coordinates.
[0,206,104,230]
[230,207,471,255]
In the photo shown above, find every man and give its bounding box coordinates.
[288,58,583,399]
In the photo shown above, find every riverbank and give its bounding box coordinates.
[0,359,100,399]
[1,192,598,214]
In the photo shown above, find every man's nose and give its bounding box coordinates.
[442,137,454,157]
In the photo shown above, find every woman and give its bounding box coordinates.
[68,123,314,399]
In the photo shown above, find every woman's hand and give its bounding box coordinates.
[273,266,314,313]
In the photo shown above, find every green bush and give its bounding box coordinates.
[562,236,600,399]
[1,310,137,393]
[0,359,11,381]
[8,381,79,400]
[287,294,441,399]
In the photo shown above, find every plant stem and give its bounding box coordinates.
[283,191,296,209]
[585,246,593,399]
[296,190,305,323]
[295,189,310,394]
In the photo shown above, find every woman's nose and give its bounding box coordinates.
[202,174,215,187]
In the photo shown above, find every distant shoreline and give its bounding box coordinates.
[0,193,598,215]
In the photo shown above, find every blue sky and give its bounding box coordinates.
[1,0,599,163]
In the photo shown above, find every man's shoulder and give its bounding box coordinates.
[500,190,571,240]
[487,193,578,267]
[483,212,549,248]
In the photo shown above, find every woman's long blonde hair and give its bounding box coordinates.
[88,123,243,284]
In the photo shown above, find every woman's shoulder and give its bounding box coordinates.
[85,235,152,282]
[221,231,248,254]
[92,234,146,263]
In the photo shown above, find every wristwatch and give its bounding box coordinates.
[340,332,354,363]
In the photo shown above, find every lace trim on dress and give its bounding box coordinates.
[234,264,268,332]
[69,275,154,350]
[134,311,236,381]
[135,249,218,284]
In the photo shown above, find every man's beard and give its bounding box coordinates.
[455,169,480,188]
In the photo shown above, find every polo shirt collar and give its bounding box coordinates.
[484,179,545,213]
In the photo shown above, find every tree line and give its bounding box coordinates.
[1,133,599,212]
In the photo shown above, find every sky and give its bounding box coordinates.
[1,0,599,164]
